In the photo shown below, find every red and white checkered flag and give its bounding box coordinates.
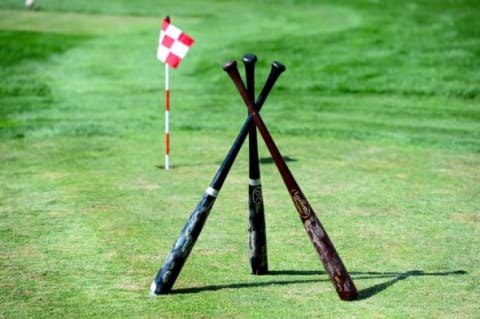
[157,17,194,68]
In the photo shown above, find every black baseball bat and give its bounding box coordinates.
[242,53,268,275]
[223,60,358,301]
[150,61,286,295]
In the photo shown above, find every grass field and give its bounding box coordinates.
[1,0,479,318]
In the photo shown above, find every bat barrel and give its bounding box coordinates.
[151,193,215,294]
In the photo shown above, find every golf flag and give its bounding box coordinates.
[156,17,194,170]
[157,17,195,68]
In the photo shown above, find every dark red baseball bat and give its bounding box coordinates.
[223,60,358,301]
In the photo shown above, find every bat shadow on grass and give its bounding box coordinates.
[170,269,467,299]
[351,270,467,300]
[259,155,297,164]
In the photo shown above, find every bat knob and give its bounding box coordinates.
[223,60,238,72]
[272,61,286,73]
[242,53,257,64]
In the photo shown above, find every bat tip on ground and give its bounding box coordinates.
[150,281,159,296]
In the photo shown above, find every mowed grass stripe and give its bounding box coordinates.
[0,3,362,38]
[0,9,163,35]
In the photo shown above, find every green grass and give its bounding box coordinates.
[1,0,479,318]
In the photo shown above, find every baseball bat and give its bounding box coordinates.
[242,53,268,275]
[223,60,358,301]
[150,61,286,295]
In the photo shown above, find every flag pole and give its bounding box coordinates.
[157,15,194,170]
[165,63,170,170]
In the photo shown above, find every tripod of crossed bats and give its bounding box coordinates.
[151,54,357,301]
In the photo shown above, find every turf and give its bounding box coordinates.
[0,0,479,318]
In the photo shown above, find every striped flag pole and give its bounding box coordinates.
[156,16,194,170]
[164,63,170,170]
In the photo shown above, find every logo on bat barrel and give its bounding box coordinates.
[252,185,263,210]
[291,189,311,219]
